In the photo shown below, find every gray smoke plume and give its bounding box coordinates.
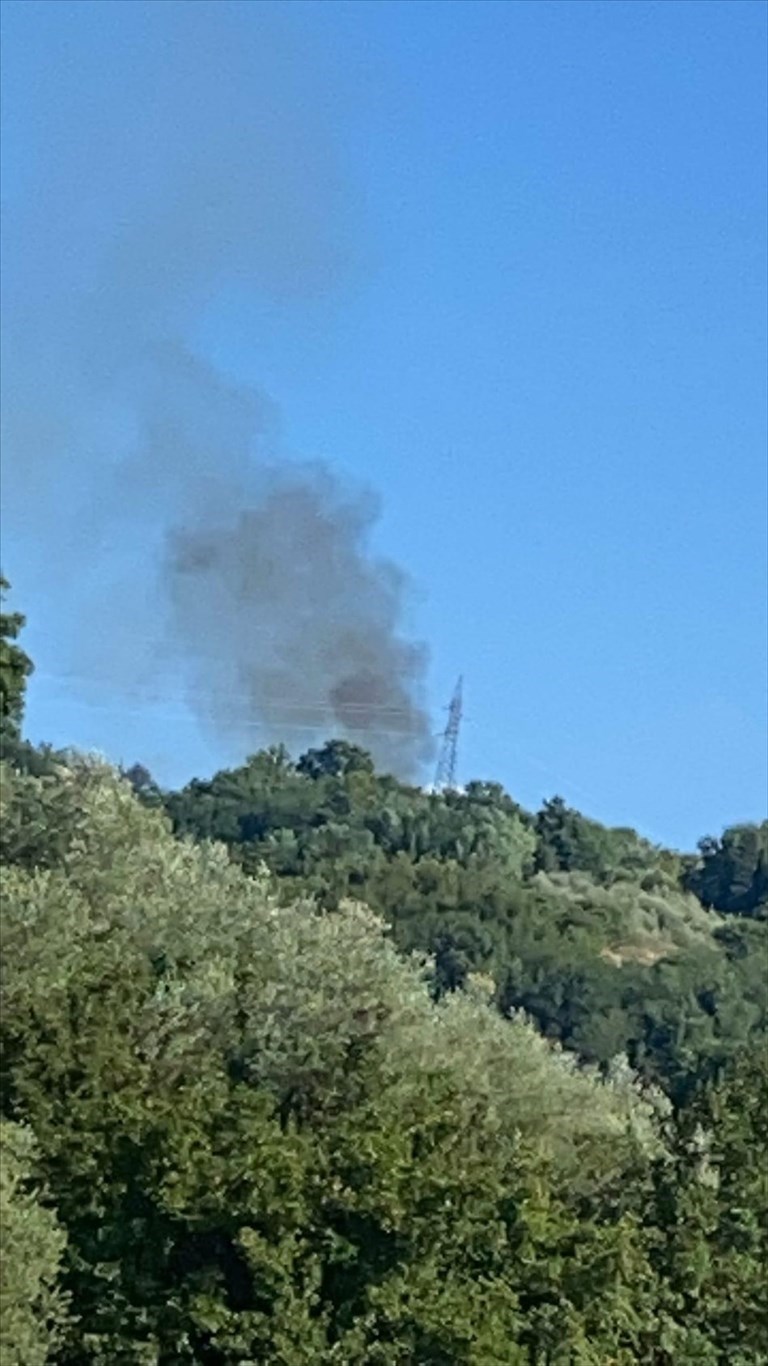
[1,3,433,776]
[168,476,431,773]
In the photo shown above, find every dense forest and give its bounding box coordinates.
[1,577,766,1364]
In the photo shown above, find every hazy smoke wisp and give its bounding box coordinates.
[1,3,432,776]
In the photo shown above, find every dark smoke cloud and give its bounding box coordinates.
[1,2,433,775]
[168,477,432,773]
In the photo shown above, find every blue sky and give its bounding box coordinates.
[2,0,766,848]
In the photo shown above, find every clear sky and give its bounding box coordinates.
[2,0,766,849]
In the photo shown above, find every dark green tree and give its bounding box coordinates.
[685,823,768,918]
[0,576,34,740]
[648,1048,768,1363]
[297,738,375,781]
[534,795,659,881]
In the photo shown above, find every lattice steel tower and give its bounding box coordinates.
[433,676,463,792]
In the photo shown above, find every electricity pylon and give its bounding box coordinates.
[433,676,463,792]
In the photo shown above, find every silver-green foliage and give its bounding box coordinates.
[0,1121,68,1365]
[1,761,667,1360]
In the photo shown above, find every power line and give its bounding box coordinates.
[31,671,602,805]
[32,694,432,739]
[31,672,428,717]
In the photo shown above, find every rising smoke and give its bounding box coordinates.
[1,2,433,776]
